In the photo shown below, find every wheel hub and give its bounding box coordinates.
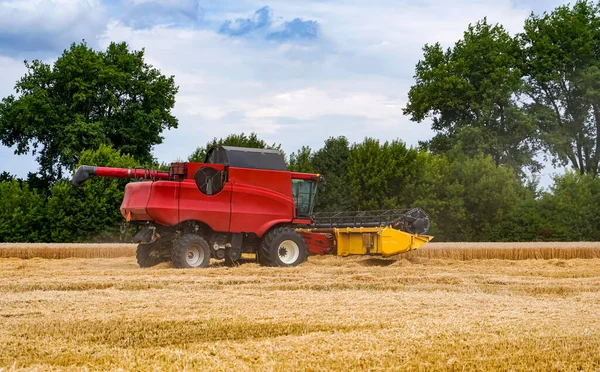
[185,246,204,266]
[278,240,300,264]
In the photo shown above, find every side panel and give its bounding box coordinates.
[121,182,152,221]
[333,227,434,257]
[228,167,295,236]
[146,181,180,226]
[229,167,293,198]
[120,181,180,226]
[178,179,232,232]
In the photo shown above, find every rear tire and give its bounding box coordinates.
[258,226,308,267]
[172,234,211,268]
[136,241,168,268]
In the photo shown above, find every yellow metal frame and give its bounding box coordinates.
[299,227,433,257]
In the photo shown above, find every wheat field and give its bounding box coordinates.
[0,243,136,259]
[3,241,600,260]
[1,252,600,371]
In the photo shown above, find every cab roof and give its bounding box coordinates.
[204,146,288,171]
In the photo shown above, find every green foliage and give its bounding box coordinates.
[310,136,352,212]
[285,136,525,242]
[46,145,139,242]
[491,172,600,241]
[521,0,600,175]
[404,18,539,174]
[0,181,49,242]
[406,1,600,177]
[545,172,600,240]
[0,171,15,183]
[422,153,522,241]
[188,132,283,163]
[288,146,314,173]
[347,138,421,210]
[0,40,178,183]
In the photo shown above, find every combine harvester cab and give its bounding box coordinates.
[72,145,433,268]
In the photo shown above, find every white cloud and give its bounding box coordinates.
[118,0,202,28]
[243,88,402,122]
[127,0,196,7]
[0,56,25,98]
[0,0,571,188]
[98,0,533,164]
[0,0,108,54]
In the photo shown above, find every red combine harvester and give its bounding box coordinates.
[73,146,432,268]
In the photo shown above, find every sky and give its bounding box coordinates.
[0,0,568,187]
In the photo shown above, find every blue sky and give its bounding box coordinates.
[0,0,567,187]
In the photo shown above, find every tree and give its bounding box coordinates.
[0,171,15,183]
[188,132,283,162]
[0,180,49,242]
[416,151,523,241]
[404,18,540,175]
[490,172,600,241]
[0,41,178,183]
[310,136,352,212]
[346,138,421,210]
[46,144,140,242]
[521,1,600,175]
[288,146,314,173]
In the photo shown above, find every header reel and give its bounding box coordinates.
[310,207,430,235]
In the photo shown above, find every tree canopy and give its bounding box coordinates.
[521,0,600,175]
[288,145,314,173]
[310,136,352,212]
[406,0,600,177]
[0,41,178,183]
[404,19,539,175]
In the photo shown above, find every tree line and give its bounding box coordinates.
[1,132,598,243]
[1,1,600,243]
[406,1,600,178]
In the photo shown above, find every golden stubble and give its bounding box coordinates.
[4,241,600,260]
[0,255,599,371]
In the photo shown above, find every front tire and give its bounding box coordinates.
[258,226,308,267]
[172,234,211,268]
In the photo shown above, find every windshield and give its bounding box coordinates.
[292,179,317,219]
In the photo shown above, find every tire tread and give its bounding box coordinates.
[258,226,307,267]
[172,234,211,268]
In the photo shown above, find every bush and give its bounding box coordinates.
[413,153,522,241]
[491,172,600,241]
[46,145,139,242]
[0,180,49,242]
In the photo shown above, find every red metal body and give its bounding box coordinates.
[299,231,335,255]
[117,162,317,237]
[71,146,321,249]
